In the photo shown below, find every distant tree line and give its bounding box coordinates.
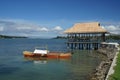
[106,34,120,40]
[53,36,67,39]
[0,35,27,39]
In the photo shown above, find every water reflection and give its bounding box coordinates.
[34,60,47,64]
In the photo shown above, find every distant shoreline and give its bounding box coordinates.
[0,35,27,39]
[52,36,67,39]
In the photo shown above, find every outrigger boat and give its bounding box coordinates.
[23,47,71,59]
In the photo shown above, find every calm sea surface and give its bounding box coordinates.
[0,39,102,80]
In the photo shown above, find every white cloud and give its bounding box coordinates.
[16,26,33,30]
[106,25,117,31]
[51,26,65,36]
[104,25,120,34]
[0,19,51,37]
[101,26,105,29]
[0,26,4,31]
[39,27,49,32]
[53,26,63,31]
[0,19,66,37]
[14,23,50,32]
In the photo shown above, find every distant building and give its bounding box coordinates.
[64,22,108,50]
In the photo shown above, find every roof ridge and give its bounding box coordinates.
[75,22,99,25]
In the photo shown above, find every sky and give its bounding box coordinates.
[0,0,120,38]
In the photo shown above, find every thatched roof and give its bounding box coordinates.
[64,22,107,34]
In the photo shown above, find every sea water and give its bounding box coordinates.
[0,38,102,80]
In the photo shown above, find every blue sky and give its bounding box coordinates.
[0,0,120,38]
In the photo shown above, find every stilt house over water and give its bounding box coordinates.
[64,22,108,50]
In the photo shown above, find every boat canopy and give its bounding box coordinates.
[33,49,48,54]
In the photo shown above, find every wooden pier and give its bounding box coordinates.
[66,42,99,50]
[64,22,108,50]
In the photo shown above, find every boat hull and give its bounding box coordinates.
[23,51,71,59]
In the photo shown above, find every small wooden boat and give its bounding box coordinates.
[23,51,71,59]
[23,47,71,59]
